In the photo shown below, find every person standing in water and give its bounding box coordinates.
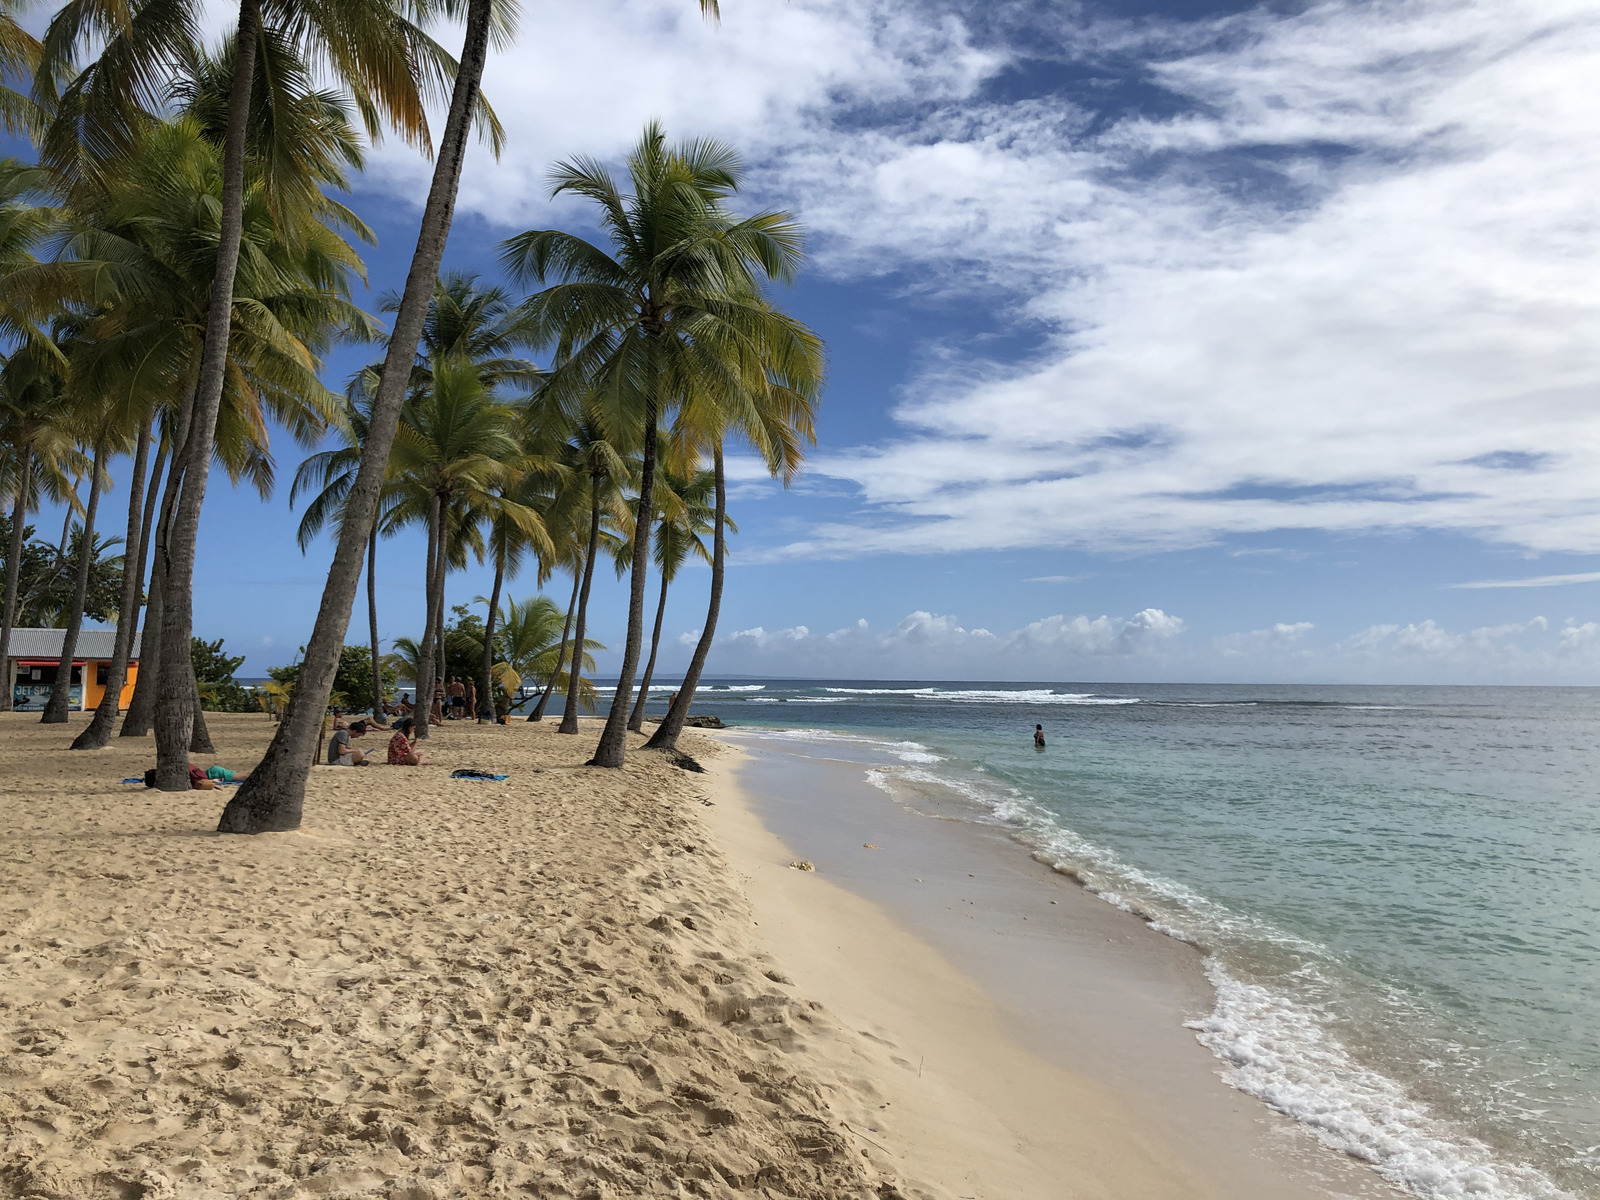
[1034,723,1046,748]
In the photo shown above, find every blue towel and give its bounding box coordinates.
[450,770,508,781]
[120,777,143,784]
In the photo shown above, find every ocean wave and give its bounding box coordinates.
[1192,964,1571,1200]
[744,696,848,704]
[704,684,766,692]
[933,689,1141,705]
[738,727,940,762]
[822,686,941,695]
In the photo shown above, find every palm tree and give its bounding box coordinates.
[0,0,39,136]
[40,403,123,723]
[30,110,377,745]
[37,0,498,788]
[546,415,625,735]
[648,371,821,752]
[289,392,397,723]
[383,359,539,740]
[0,333,91,712]
[502,120,809,767]
[627,458,729,732]
[466,593,601,717]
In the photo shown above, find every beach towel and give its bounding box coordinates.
[450,769,508,781]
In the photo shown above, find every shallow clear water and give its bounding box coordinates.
[687,680,1600,1200]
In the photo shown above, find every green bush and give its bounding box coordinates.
[192,636,259,712]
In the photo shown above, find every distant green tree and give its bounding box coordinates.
[191,636,258,713]
[268,645,394,714]
[0,516,125,628]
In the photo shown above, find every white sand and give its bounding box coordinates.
[1,711,1374,1199]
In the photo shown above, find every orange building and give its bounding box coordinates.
[5,628,141,712]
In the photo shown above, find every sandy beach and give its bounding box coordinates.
[2,711,1384,1199]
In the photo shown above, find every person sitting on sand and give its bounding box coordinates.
[327,717,374,766]
[387,718,428,765]
[1034,723,1046,748]
[398,692,412,715]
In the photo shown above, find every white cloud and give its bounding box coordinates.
[1214,621,1315,658]
[1451,571,1600,589]
[358,0,1600,562]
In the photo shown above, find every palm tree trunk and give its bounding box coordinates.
[479,554,503,722]
[591,406,658,766]
[153,0,261,791]
[74,419,153,749]
[112,434,168,739]
[0,454,33,713]
[629,565,669,732]
[190,666,214,753]
[559,481,604,734]
[55,482,75,561]
[42,445,105,723]
[648,444,726,752]
[530,568,580,721]
[219,0,494,833]
[124,414,192,738]
[367,522,382,722]
[413,494,442,742]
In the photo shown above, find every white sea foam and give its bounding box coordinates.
[933,688,1141,705]
[822,686,941,695]
[1192,964,1572,1200]
[704,684,766,692]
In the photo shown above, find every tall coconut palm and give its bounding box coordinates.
[550,415,626,735]
[627,458,729,732]
[289,391,398,721]
[37,0,501,787]
[41,396,125,723]
[648,371,821,751]
[0,333,91,712]
[32,111,376,746]
[502,120,808,767]
[383,359,541,740]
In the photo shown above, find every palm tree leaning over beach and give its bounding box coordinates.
[36,0,490,788]
[503,118,806,767]
[290,392,397,726]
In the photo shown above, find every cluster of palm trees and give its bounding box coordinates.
[0,0,821,833]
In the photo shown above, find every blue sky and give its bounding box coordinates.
[31,0,1600,683]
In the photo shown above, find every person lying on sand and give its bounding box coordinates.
[327,717,375,766]
[387,718,428,766]
[143,764,249,790]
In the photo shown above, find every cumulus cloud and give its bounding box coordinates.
[1214,621,1315,658]
[355,0,1600,562]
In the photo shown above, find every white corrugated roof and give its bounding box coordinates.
[5,628,141,660]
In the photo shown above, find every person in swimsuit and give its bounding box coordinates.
[1034,723,1046,748]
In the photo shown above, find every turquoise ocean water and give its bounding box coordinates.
[650,681,1598,1200]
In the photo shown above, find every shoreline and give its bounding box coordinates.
[704,730,1402,1200]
